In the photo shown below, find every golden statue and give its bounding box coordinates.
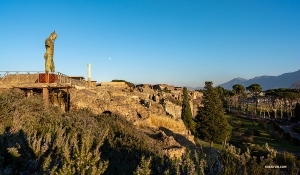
[44,31,57,72]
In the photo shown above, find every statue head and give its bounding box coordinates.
[50,31,57,40]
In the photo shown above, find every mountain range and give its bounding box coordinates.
[218,69,300,90]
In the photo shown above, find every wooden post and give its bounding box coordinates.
[43,87,49,104]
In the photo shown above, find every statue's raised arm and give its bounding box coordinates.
[44,31,57,72]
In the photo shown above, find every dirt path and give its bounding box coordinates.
[279,124,300,140]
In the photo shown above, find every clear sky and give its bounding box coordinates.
[1,1,299,87]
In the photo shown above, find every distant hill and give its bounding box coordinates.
[218,69,300,90]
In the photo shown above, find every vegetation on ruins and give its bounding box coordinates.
[195,81,232,147]
[111,79,135,88]
[181,87,195,134]
[1,89,300,174]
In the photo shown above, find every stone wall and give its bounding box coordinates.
[100,82,128,88]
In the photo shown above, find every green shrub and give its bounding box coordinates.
[244,129,254,137]
[292,125,300,133]
[285,132,293,141]
[276,151,300,173]
[258,122,266,130]
[293,138,300,146]
[252,129,261,136]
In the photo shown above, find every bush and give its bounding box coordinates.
[293,138,300,146]
[270,129,283,141]
[236,120,245,127]
[285,132,293,141]
[276,151,300,173]
[240,135,254,143]
[244,129,254,136]
[252,129,261,136]
[250,144,271,163]
[258,122,266,130]
[292,125,300,133]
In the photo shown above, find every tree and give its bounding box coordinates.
[295,103,300,121]
[291,79,300,93]
[181,87,195,133]
[215,86,226,108]
[265,88,300,118]
[232,84,246,111]
[232,84,246,95]
[246,84,262,115]
[195,81,232,147]
[224,89,235,112]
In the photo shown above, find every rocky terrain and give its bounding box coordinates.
[69,86,203,158]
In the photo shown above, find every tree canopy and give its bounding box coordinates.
[232,84,246,95]
[246,84,262,95]
[195,81,232,147]
[246,84,262,115]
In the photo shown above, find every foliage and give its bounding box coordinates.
[292,125,300,133]
[295,103,300,121]
[232,84,246,95]
[133,156,152,175]
[0,89,108,174]
[246,84,262,115]
[214,86,227,108]
[195,81,232,147]
[258,122,266,130]
[276,151,300,173]
[214,86,225,100]
[1,89,299,174]
[246,84,262,95]
[181,87,196,133]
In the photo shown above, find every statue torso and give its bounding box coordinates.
[45,37,54,53]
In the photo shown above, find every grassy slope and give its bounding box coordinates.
[226,114,300,153]
[0,89,171,174]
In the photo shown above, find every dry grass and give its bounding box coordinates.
[149,114,187,134]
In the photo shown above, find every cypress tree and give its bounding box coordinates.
[195,81,232,147]
[181,87,195,134]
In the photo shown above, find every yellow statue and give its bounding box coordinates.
[44,31,57,72]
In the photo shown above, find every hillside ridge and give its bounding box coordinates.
[218,69,300,90]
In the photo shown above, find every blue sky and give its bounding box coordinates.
[1,1,300,87]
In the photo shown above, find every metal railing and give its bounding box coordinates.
[56,72,86,87]
[0,71,86,87]
[0,71,41,85]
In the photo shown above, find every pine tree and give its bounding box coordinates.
[181,87,195,133]
[195,81,232,147]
